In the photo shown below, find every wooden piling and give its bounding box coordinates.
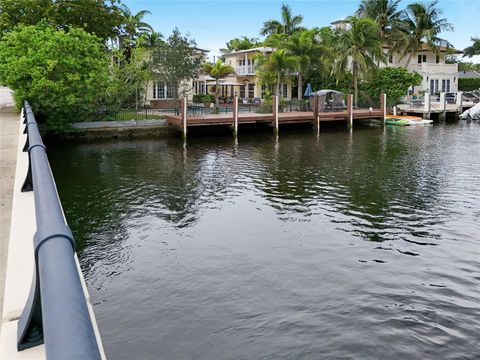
[272,95,279,132]
[424,94,431,120]
[181,96,187,138]
[312,95,319,131]
[456,91,463,116]
[380,92,387,125]
[233,96,238,135]
[346,94,353,128]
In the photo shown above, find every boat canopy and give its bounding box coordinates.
[310,89,344,97]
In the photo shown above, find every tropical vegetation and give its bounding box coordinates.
[203,60,235,109]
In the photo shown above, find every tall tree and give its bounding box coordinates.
[356,0,404,44]
[398,0,453,60]
[0,22,110,132]
[260,3,304,37]
[284,29,328,100]
[120,7,153,48]
[0,0,125,41]
[463,37,480,58]
[220,36,260,54]
[335,16,386,107]
[259,49,298,97]
[202,60,235,109]
[152,28,201,104]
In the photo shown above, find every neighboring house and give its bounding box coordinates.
[144,47,210,108]
[216,47,293,101]
[383,43,462,95]
[331,20,462,95]
[458,70,480,79]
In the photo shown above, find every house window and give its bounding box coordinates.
[281,83,288,98]
[430,79,439,95]
[240,85,245,98]
[388,53,393,63]
[446,79,451,92]
[442,79,446,92]
[418,54,426,63]
[436,55,440,64]
[248,83,255,98]
[152,81,175,99]
[261,84,267,98]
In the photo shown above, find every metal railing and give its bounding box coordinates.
[18,101,101,359]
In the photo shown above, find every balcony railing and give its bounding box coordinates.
[408,62,458,74]
[234,65,256,75]
[18,101,102,359]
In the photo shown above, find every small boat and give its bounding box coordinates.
[385,115,433,126]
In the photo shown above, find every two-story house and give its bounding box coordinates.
[216,47,293,101]
[384,43,462,95]
[331,19,462,96]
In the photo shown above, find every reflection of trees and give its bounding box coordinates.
[49,124,449,278]
[251,126,446,242]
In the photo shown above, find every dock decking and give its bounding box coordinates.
[166,109,384,129]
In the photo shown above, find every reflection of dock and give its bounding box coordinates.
[167,94,386,137]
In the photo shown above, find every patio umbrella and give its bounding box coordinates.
[303,83,313,98]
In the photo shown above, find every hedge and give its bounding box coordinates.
[458,78,480,91]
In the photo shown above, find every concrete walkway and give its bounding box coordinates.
[0,87,19,321]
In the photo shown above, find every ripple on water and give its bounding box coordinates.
[48,123,480,359]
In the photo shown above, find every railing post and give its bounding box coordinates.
[272,95,279,133]
[346,94,353,128]
[312,95,319,131]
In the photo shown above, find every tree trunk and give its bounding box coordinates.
[215,79,220,109]
[297,72,302,100]
[276,73,281,97]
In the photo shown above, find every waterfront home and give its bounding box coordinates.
[383,43,462,95]
[144,47,210,109]
[331,20,462,96]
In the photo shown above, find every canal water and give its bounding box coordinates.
[49,123,480,360]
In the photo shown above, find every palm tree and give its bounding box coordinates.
[463,37,480,58]
[335,16,386,107]
[285,29,329,100]
[398,0,453,61]
[260,49,298,97]
[260,3,304,37]
[357,0,403,41]
[120,7,154,47]
[220,37,260,54]
[203,60,235,109]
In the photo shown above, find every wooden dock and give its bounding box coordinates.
[166,109,383,128]
[167,94,386,136]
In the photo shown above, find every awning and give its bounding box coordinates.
[206,81,245,86]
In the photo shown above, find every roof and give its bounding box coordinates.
[331,18,348,25]
[458,70,480,78]
[194,47,210,53]
[418,43,462,54]
[223,47,274,56]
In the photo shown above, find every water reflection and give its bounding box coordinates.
[49,123,480,359]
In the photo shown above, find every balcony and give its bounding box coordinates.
[234,65,256,76]
[408,62,458,74]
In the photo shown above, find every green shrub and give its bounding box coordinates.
[0,22,110,133]
[458,78,480,91]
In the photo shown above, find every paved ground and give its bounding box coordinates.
[0,87,19,317]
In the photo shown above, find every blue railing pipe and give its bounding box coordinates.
[18,101,102,359]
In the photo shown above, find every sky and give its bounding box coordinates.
[123,0,480,63]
